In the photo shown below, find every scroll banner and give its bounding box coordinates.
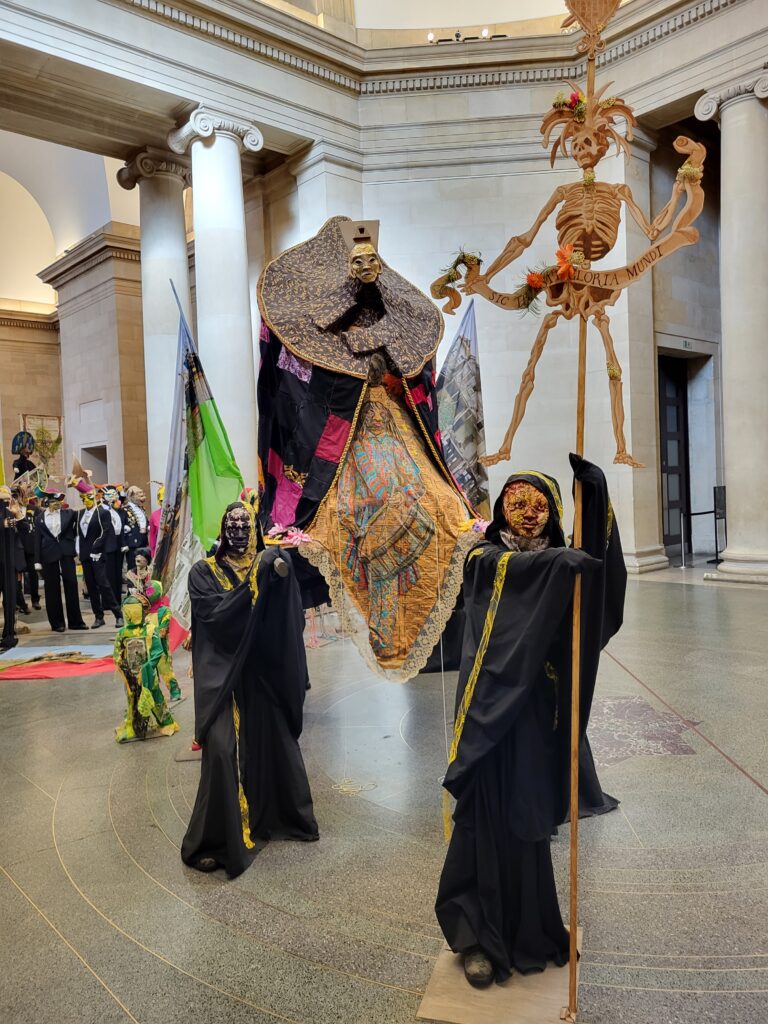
[470,226,699,313]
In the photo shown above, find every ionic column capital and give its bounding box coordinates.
[695,72,768,123]
[167,106,264,156]
[117,148,192,191]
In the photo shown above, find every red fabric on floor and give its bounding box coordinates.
[0,618,188,680]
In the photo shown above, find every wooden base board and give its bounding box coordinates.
[417,929,582,1024]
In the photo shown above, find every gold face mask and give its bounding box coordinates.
[502,481,550,538]
[123,602,144,627]
[348,243,382,285]
[82,492,96,510]
[158,485,165,504]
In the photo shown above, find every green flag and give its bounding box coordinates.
[184,349,244,550]
[154,300,243,626]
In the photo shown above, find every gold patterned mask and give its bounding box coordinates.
[502,481,550,538]
[349,243,382,284]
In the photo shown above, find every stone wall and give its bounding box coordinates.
[0,308,61,472]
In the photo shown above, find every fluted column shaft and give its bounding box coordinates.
[697,76,768,581]
[118,151,192,489]
[169,107,264,482]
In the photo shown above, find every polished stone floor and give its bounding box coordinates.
[1,571,767,1024]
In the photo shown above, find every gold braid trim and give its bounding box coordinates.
[233,697,255,850]
[448,550,514,764]
[305,383,368,535]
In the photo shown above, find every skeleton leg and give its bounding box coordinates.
[481,311,560,467]
[593,312,645,469]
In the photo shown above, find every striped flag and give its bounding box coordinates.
[435,300,490,518]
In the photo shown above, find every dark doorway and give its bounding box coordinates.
[658,356,691,557]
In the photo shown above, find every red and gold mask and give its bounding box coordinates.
[502,481,550,538]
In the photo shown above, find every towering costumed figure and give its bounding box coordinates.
[428,0,706,1016]
[257,217,482,680]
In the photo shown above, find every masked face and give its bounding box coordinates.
[48,500,63,512]
[82,492,96,510]
[349,244,382,285]
[123,602,143,627]
[158,485,165,505]
[129,488,146,507]
[135,554,149,575]
[502,482,550,538]
[224,507,251,554]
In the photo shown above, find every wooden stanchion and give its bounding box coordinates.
[561,314,588,1022]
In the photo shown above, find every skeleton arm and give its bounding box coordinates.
[482,186,567,281]
[617,184,660,241]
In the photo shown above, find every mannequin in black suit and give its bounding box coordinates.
[122,485,149,571]
[76,489,123,628]
[0,486,18,650]
[18,505,40,609]
[35,493,88,632]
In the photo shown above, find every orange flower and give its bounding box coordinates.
[526,271,544,291]
[556,244,575,281]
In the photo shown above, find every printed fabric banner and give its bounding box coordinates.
[435,300,490,518]
[153,297,243,628]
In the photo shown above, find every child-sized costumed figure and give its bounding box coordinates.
[142,577,181,702]
[128,548,181,702]
[114,593,180,743]
[436,455,626,988]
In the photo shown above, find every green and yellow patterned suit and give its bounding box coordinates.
[114,596,179,743]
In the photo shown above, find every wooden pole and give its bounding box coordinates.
[562,313,588,1022]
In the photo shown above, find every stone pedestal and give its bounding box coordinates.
[38,223,149,492]
[169,107,264,482]
[697,75,768,583]
[118,150,192,488]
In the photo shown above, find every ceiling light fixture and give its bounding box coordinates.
[481,27,489,39]
[427,31,435,43]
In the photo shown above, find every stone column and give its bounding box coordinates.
[117,150,191,488]
[168,107,264,482]
[697,74,768,582]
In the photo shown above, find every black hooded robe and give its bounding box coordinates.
[435,456,626,980]
[181,544,318,878]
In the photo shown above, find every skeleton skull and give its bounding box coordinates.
[571,129,609,169]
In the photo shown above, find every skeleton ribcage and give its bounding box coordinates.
[556,184,622,263]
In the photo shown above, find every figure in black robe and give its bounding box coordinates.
[436,455,626,986]
[181,502,318,878]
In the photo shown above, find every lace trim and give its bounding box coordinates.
[298,529,479,683]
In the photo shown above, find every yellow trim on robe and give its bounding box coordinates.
[448,550,514,764]
[232,697,255,850]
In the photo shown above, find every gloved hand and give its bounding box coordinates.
[90,553,101,562]
[559,547,601,575]
[123,524,130,533]
[34,563,42,571]
[121,546,129,553]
